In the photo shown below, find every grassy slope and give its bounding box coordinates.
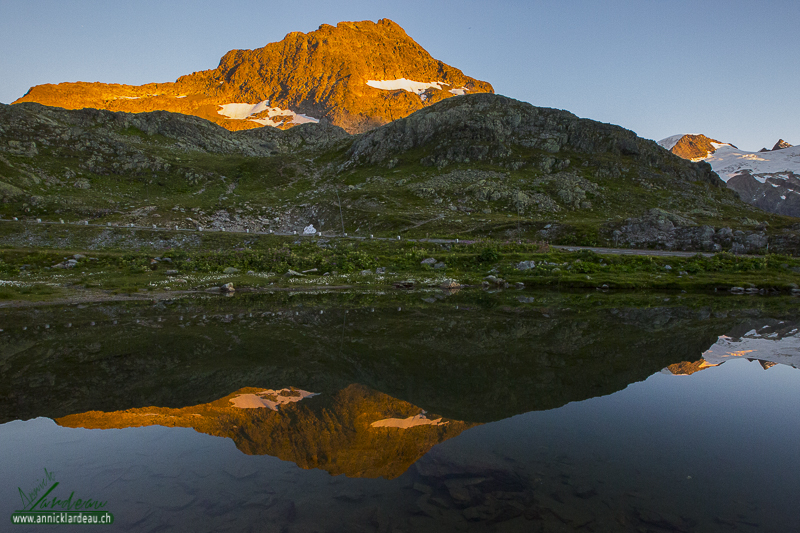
[1,110,796,246]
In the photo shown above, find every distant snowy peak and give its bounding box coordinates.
[658,134,735,162]
[706,144,800,183]
[660,133,800,217]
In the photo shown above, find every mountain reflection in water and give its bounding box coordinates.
[56,384,475,479]
[1,290,800,531]
[666,318,800,375]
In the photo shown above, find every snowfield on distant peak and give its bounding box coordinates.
[706,145,800,182]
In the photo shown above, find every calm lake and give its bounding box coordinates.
[1,289,799,532]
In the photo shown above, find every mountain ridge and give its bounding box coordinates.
[3,93,797,254]
[13,19,493,134]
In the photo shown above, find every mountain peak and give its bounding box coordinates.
[13,19,493,134]
[657,134,734,161]
[772,139,792,151]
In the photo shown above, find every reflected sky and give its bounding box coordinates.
[3,292,800,530]
[2,358,798,532]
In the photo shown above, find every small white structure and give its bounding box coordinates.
[303,224,316,235]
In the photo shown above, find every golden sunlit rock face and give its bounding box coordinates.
[668,134,726,161]
[55,384,476,479]
[13,19,493,134]
[665,359,718,376]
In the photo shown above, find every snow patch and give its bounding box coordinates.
[371,412,446,429]
[230,388,318,410]
[218,100,319,127]
[366,79,469,99]
[366,78,444,95]
[218,101,271,120]
[710,142,734,150]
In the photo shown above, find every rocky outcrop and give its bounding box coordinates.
[1,102,349,157]
[610,208,775,254]
[759,139,793,152]
[13,19,492,134]
[771,139,792,151]
[727,172,800,218]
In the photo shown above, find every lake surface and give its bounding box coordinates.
[1,290,799,532]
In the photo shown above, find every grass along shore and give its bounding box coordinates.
[1,228,800,302]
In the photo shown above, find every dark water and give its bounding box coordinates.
[1,290,799,532]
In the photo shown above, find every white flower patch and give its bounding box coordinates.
[0,280,30,287]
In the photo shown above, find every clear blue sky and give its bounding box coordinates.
[1,0,797,151]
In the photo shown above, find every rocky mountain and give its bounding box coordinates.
[657,133,735,161]
[12,19,492,134]
[760,139,793,152]
[2,94,798,253]
[660,134,800,217]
